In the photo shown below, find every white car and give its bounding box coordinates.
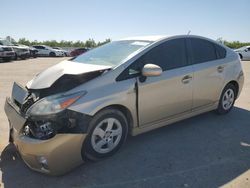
[234,46,250,60]
[53,47,70,56]
[0,39,30,60]
[32,45,65,57]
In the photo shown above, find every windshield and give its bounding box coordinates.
[0,39,13,46]
[72,40,152,67]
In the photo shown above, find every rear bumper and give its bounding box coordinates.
[4,97,86,175]
[0,51,15,58]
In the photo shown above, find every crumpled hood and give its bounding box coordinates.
[26,60,111,89]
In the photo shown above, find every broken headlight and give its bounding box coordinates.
[26,91,86,116]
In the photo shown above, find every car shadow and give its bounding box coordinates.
[1,107,250,188]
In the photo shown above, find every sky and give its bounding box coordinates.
[1,0,250,42]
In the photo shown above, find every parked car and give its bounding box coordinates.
[70,47,89,56]
[0,39,30,60]
[0,45,15,62]
[32,45,65,57]
[52,47,69,56]
[29,46,38,58]
[4,35,244,175]
[13,44,31,60]
[234,46,250,60]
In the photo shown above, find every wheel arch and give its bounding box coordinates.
[224,80,239,97]
[238,53,243,59]
[93,104,134,135]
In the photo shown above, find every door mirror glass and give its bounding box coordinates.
[142,64,162,77]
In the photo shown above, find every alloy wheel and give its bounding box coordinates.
[91,118,122,154]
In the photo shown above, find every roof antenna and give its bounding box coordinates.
[187,30,191,35]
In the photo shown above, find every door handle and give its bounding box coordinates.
[217,66,224,73]
[182,75,192,84]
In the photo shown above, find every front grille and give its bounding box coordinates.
[21,95,35,114]
[3,47,12,51]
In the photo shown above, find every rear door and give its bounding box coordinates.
[188,38,226,109]
[136,38,193,126]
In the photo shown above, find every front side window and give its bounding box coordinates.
[139,38,187,71]
[117,38,188,81]
[189,38,217,64]
[71,40,152,67]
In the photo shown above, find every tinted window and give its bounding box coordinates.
[33,46,41,49]
[117,38,188,81]
[189,38,217,64]
[215,44,226,59]
[133,38,187,71]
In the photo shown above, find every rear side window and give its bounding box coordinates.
[189,38,217,64]
[34,46,42,49]
[139,38,187,71]
[215,44,226,59]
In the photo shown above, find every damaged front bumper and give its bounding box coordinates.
[4,83,88,175]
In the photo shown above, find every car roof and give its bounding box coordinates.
[117,35,167,42]
[117,35,218,43]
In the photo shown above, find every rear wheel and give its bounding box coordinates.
[82,108,128,161]
[216,84,236,114]
[49,52,56,57]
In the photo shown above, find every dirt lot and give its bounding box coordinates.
[0,58,250,188]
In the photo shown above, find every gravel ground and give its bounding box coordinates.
[0,58,250,188]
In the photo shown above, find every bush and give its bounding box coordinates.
[17,38,111,48]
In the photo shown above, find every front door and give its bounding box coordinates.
[136,38,193,126]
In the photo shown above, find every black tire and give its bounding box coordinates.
[20,56,26,60]
[216,83,237,114]
[239,54,243,60]
[82,108,128,161]
[49,52,56,57]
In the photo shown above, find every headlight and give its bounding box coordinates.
[27,91,86,116]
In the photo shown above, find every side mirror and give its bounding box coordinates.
[142,64,162,77]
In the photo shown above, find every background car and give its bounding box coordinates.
[29,46,38,58]
[52,47,69,56]
[70,47,89,57]
[32,45,65,57]
[234,46,250,60]
[0,39,30,60]
[0,45,15,62]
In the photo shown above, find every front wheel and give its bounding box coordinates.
[49,52,56,57]
[216,83,236,114]
[82,108,128,161]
